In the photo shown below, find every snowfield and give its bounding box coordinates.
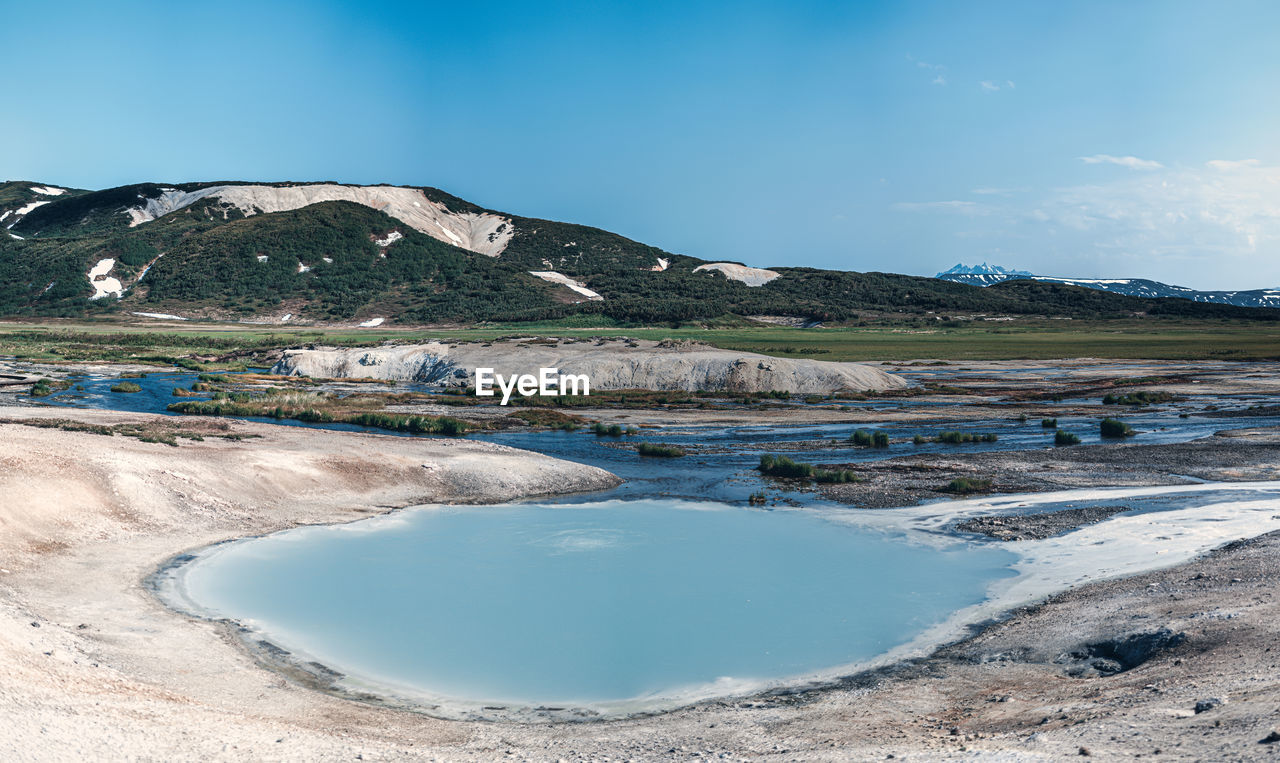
[528,271,605,301]
[14,200,50,216]
[374,230,403,247]
[123,184,513,257]
[693,262,780,286]
[130,312,187,321]
[87,259,124,300]
[358,317,386,327]
[30,186,66,196]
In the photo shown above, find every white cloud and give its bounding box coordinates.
[1206,158,1261,170]
[932,75,947,86]
[980,80,1000,92]
[893,159,1280,287]
[1006,80,1016,89]
[1079,154,1164,170]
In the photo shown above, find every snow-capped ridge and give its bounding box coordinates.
[123,184,513,257]
[935,264,1280,308]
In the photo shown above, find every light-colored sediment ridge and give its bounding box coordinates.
[271,339,907,394]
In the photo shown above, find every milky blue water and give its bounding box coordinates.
[178,500,1016,712]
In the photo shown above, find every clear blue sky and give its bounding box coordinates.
[4,1,1278,288]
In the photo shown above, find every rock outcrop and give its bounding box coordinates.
[271,339,905,394]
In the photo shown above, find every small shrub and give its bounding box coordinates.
[940,477,993,495]
[1054,430,1081,445]
[172,387,200,397]
[110,382,142,394]
[850,429,888,447]
[912,434,927,445]
[1103,391,1174,406]
[936,431,998,444]
[592,422,624,437]
[637,442,685,458]
[1100,418,1136,438]
[510,409,585,431]
[1041,418,1058,428]
[758,454,860,483]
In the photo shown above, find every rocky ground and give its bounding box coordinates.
[3,357,1280,760]
[954,505,1132,541]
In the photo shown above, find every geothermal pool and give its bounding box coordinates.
[170,499,1017,718]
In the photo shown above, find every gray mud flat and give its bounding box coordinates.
[820,428,1280,507]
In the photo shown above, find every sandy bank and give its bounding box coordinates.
[0,406,616,760]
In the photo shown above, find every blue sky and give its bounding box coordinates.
[3,0,1278,288]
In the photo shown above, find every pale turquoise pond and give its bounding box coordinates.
[175,499,1017,717]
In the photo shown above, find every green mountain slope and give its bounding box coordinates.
[1,180,1275,325]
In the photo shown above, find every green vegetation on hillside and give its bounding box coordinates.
[6,180,1280,326]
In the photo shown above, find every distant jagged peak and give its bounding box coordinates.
[936,262,1033,277]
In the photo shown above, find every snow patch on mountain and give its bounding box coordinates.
[693,263,780,287]
[87,259,124,300]
[30,186,66,196]
[651,257,670,272]
[15,201,50,216]
[529,271,605,301]
[130,312,187,321]
[123,184,513,257]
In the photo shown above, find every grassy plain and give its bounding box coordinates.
[0,317,1276,365]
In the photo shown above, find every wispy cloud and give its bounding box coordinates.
[1079,154,1164,170]
[894,200,989,216]
[978,80,1016,92]
[1206,158,1261,171]
[907,54,947,86]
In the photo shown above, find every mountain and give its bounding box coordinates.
[1,180,1276,325]
[936,263,1280,309]
[936,262,1034,286]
